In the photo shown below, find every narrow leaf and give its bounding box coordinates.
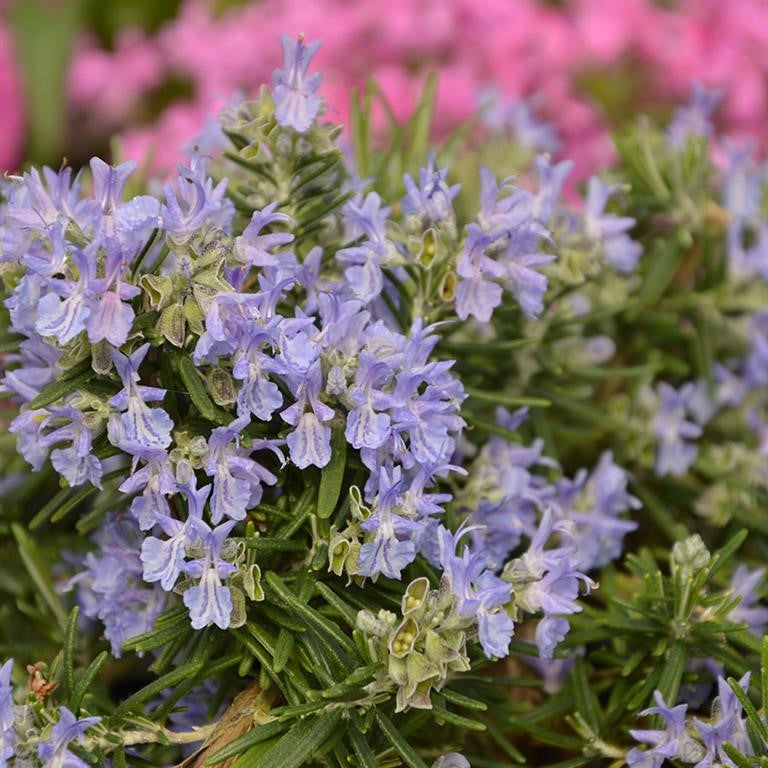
[232,709,343,768]
[317,428,346,519]
[375,711,429,768]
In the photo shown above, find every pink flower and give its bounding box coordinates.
[0,21,24,171]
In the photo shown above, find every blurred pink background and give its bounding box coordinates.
[3,0,768,181]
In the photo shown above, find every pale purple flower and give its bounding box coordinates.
[336,240,386,303]
[531,155,572,222]
[437,524,514,659]
[667,82,723,148]
[554,451,639,571]
[141,482,210,591]
[41,406,103,489]
[281,359,334,469]
[182,519,238,630]
[236,203,294,270]
[403,154,460,223]
[205,416,282,523]
[35,245,96,344]
[628,691,690,767]
[70,516,166,656]
[653,382,704,477]
[455,224,504,322]
[0,659,14,767]
[728,566,768,635]
[344,191,390,242]
[108,343,174,454]
[86,241,139,347]
[162,157,231,238]
[693,674,752,766]
[37,707,101,768]
[345,353,393,450]
[272,34,323,133]
[584,177,642,274]
[119,448,177,530]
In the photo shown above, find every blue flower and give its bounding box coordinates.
[694,673,751,765]
[403,154,460,223]
[437,525,514,659]
[108,344,174,454]
[162,158,232,238]
[534,616,570,660]
[35,245,96,345]
[272,34,323,133]
[236,203,295,270]
[471,167,554,319]
[554,451,639,570]
[205,416,282,523]
[0,659,14,767]
[653,382,706,477]
[86,241,139,347]
[667,82,723,148]
[531,155,572,222]
[336,241,387,303]
[41,406,103,489]
[345,354,394,450]
[281,359,334,469]
[141,482,210,592]
[628,691,691,767]
[455,224,505,322]
[344,191,390,242]
[71,515,167,656]
[504,509,594,657]
[728,566,768,635]
[119,447,177,530]
[584,177,642,274]
[182,519,238,630]
[37,707,101,768]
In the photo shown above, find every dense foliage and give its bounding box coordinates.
[1,32,768,768]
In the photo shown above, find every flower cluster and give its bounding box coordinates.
[4,23,768,768]
[628,674,753,767]
[0,661,101,768]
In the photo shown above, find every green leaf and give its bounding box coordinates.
[656,640,688,707]
[264,572,358,658]
[464,387,550,409]
[175,353,231,425]
[232,709,343,768]
[26,369,94,410]
[111,746,127,768]
[111,659,203,718]
[707,529,748,580]
[762,636,768,716]
[375,711,429,768]
[569,658,601,733]
[272,629,294,674]
[11,523,68,631]
[432,697,486,732]
[70,651,108,714]
[630,244,684,315]
[405,72,437,169]
[317,428,347,519]
[479,715,525,764]
[314,582,361,630]
[349,725,378,768]
[722,743,759,768]
[439,687,488,712]
[9,0,82,163]
[205,721,289,766]
[61,607,79,701]
[121,609,190,653]
[727,677,768,743]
